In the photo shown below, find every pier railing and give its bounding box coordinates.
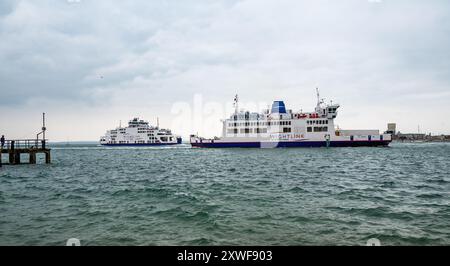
[1,139,49,150]
[0,139,51,166]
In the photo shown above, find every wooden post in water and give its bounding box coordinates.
[14,151,21,165]
[9,141,15,164]
[45,151,51,164]
[29,151,36,164]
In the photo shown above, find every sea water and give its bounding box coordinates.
[0,143,449,246]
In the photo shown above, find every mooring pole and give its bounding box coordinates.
[9,141,15,164]
[42,113,46,149]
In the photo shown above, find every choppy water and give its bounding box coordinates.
[0,143,449,246]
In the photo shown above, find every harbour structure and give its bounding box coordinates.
[386,123,397,135]
[100,118,182,146]
[190,90,392,148]
[0,113,51,166]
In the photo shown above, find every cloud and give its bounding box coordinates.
[0,0,449,140]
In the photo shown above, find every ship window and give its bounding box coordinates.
[313,127,328,132]
[283,127,291,133]
[307,127,312,132]
[227,129,238,134]
[257,128,268,134]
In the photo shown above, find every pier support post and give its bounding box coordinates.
[14,152,21,165]
[45,151,51,164]
[9,152,14,164]
[29,152,36,164]
[9,141,15,164]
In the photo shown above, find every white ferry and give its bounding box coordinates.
[190,90,392,148]
[100,118,182,146]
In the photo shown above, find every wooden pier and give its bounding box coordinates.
[0,139,51,166]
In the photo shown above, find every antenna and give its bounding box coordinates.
[157,117,160,129]
[316,87,320,106]
[119,120,122,128]
[234,94,239,114]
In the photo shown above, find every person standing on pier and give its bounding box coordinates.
[0,135,5,148]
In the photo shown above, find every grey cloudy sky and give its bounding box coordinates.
[1,0,449,141]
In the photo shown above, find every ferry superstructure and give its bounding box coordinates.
[190,90,392,148]
[100,118,182,146]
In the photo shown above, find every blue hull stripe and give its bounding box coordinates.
[102,143,181,147]
[191,140,391,148]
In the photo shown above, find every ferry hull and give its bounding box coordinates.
[191,140,391,148]
[102,137,182,147]
[101,143,181,147]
